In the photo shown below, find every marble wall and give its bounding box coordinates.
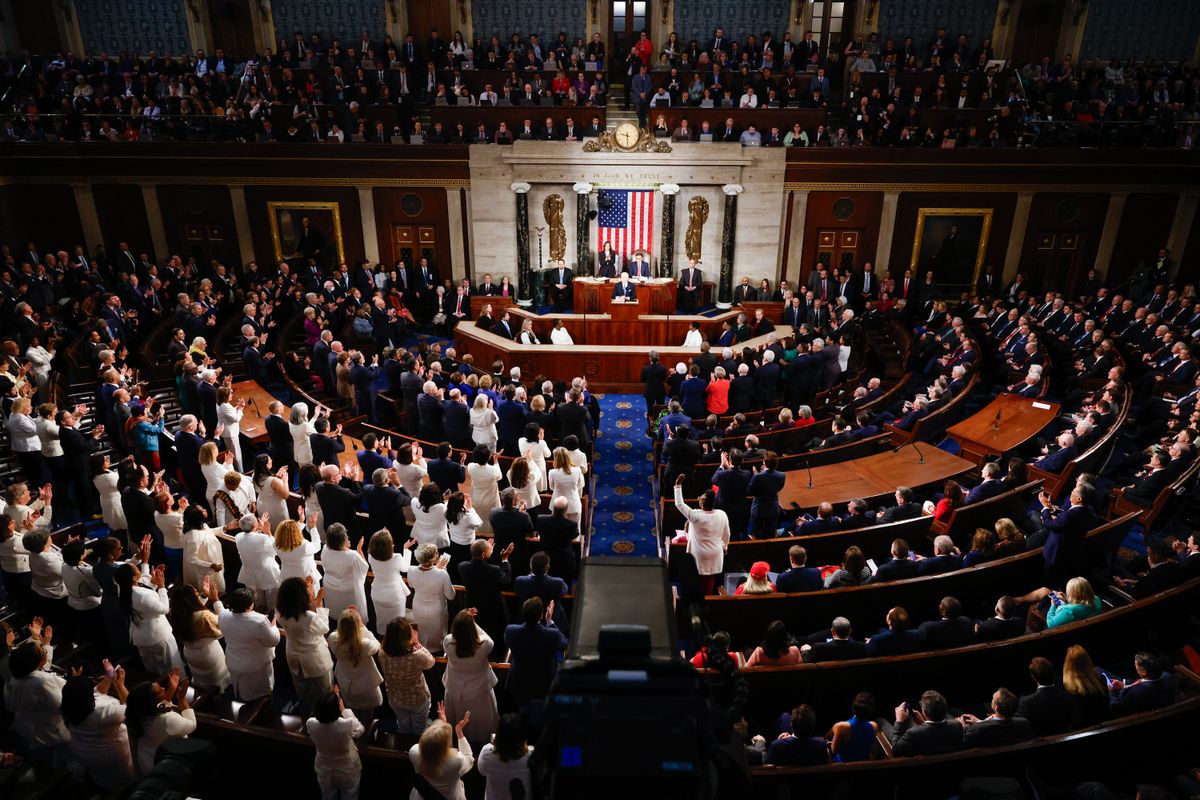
[466,142,787,286]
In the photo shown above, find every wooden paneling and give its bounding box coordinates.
[798,191,883,284]
[372,187,451,273]
[92,184,153,261]
[889,191,1016,286]
[0,184,83,256]
[1019,192,1111,296]
[155,185,239,269]
[1110,193,1179,289]
[243,186,365,268]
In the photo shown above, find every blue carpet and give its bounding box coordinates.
[587,394,661,558]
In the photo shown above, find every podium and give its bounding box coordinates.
[573,278,677,314]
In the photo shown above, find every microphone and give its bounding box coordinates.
[892,440,926,464]
[992,408,1002,431]
[800,458,813,489]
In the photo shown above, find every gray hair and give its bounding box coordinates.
[290,402,309,424]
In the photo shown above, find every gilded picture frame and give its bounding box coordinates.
[267,201,345,266]
[909,207,993,288]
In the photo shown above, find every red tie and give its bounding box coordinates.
[456,296,462,314]
[904,278,910,296]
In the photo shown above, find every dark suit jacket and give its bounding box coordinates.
[310,433,346,468]
[427,457,466,494]
[1042,504,1098,581]
[802,638,866,663]
[490,507,535,573]
[1128,560,1185,600]
[866,628,922,656]
[363,483,411,539]
[442,400,473,450]
[963,716,1034,748]
[417,392,445,441]
[1017,685,1074,736]
[641,362,667,401]
[265,414,293,466]
[243,347,272,385]
[1110,674,1176,716]
[878,502,922,523]
[555,402,591,446]
[975,615,1026,642]
[964,479,1006,505]
[774,566,822,593]
[890,719,964,757]
[535,514,580,584]
[315,479,363,540]
[458,557,512,632]
[917,554,963,576]
[917,615,976,649]
[504,621,568,702]
[868,557,919,583]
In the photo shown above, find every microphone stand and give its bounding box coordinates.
[800,458,813,489]
[992,408,1002,432]
[892,440,926,464]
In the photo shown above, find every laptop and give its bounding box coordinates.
[497,98,512,106]
[700,99,714,108]
[361,59,376,70]
[349,133,365,142]
[408,135,425,145]
[699,132,713,141]
[434,97,448,105]
[585,62,597,72]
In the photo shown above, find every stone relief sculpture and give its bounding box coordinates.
[543,193,567,261]
[684,196,710,261]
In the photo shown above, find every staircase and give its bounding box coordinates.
[605,86,637,127]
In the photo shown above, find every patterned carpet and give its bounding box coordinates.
[587,394,661,558]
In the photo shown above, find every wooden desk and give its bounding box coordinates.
[574,278,677,315]
[469,295,515,319]
[947,394,1061,466]
[777,446,974,510]
[429,106,605,136]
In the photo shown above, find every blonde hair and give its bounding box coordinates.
[198,442,218,465]
[777,408,793,424]
[553,447,572,473]
[417,720,454,777]
[273,519,304,552]
[334,609,366,666]
[479,374,493,390]
[417,543,440,567]
[1064,577,1095,607]
[223,471,242,489]
[994,518,1020,541]
[741,575,774,594]
[530,395,545,412]
[473,394,488,410]
[11,398,31,415]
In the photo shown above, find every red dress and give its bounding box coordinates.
[706,379,730,415]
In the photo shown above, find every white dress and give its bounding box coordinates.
[407,566,456,651]
[683,328,704,347]
[470,407,499,449]
[308,710,365,794]
[254,475,291,528]
[183,526,226,593]
[327,632,383,711]
[321,547,369,620]
[67,693,135,790]
[217,402,244,470]
[442,624,499,742]
[93,470,127,530]
[467,462,503,534]
[154,510,184,552]
[219,608,280,700]
[478,744,533,800]
[135,707,196,775]
[279,607,333,681]
[201,460,232,508]
[567,448,589,475]
[448,508,483,548]
[518,438,552,492]
[507,463,541,512]
[130,584,183,674]
[234,530,281,598]
[276,526,323,587]
[410,498,449,548]
[408,737,473,800]
[550,327,574,345]
[290,419,316,467]
[674,485,731,576]
[395,460,428,498]
[548,467,585,522]
[182,605,230,691]
[368,550,413,634]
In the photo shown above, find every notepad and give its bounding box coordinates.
[1032,401,1052,410]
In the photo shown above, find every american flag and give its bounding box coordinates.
[597,189,654,259]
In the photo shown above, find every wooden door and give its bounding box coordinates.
[180,221,232,272]
[208,0,258,60]
[815,230,860,276]
[390,224,438,268]
[407,0,452,47]
[609,0,650,77]
[809,0,855,62]
[11,0,63,55]
[1032,231,1084,297]
[1011,0,1063,69]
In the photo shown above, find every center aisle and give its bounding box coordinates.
[586,393,661,558]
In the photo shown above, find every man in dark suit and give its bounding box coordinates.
[801,617,866,663]
[309,417,346,468]
[917,535,964,576]
[774,545,823,593]
[747,454,786,538]
[678,259,702,312]
[59,409,104,520]
[890,691,964,757]
[549,259,574,311]
[640,352,667,415]
[1110,652,1176,716]
[196,371,220,435]
[976,595,1027,642]
[611,272,638,302]
[961,688,1034,748]
[426,441,466,494]
[1118,539,1186,599]
[121,466,163,563]
[916,596,976,649]
[315,463,364,544]
[1017,657,1074,736]
[534,498,582,586]
[868,538,920,583]
[793,502,840,536]
[1039,487,1098,584]
[490,488,535,574]
[963,462,1006,504]
[865,607,922,656]
[878,486,922,522]
[417,381,446,442]
[496,387,529,456]
[728,364,755,413]
[555,389,592,447]
[504,596,569,707]
[363,467,411,543]
[459,538,514,657]
[242,335,274,386]
[752,352,781,409]
[264,401,294,470]
[494,312,518,341]
[439,390,473,451]
[1118,450,1174,507]
[712,450,752,538]
[1033,432,1077,473]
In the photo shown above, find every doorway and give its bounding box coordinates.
[1032,231,1084,297]
[390,224,439,269]
[10,0,63,55]
[208,0,257,59]
[609,0,650,79]
[815,230,861,277]
[407,0,452,47]
[808,0,855,62]
[1010,0,1063,68]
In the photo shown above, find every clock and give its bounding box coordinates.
[613,122,641,151]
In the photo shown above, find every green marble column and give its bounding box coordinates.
[574,182,592,276]
[658,183,680,279]
[513,182,532,306]
[717,184,743,308]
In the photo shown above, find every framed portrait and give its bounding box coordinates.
[267,201,345,267]
[909,208,993,288]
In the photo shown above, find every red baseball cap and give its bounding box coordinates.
[750,561,770,579]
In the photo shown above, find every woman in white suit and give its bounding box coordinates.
[181,505,225,594]
[115,560,182,674]
[327,608,383,721]
[276,576,333,715]
[219,587,281,701]
[320,524,369,621]
[289,402,318,468]
[442,609,498,743]
[233,512,281,613]
[367,530,414,635]
[274,514,323,589]
[215,385,246,471]
[517,424,551,493]
[198,442,233,510]
[307,688,366,800]
[91,454,127,533]
[407,544,456,652]
[673,476,730,595]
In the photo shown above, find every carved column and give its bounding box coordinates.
[717,184,743,309]
[658,183,680,279]
[512,182,533,306]
[573,182,593,276]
